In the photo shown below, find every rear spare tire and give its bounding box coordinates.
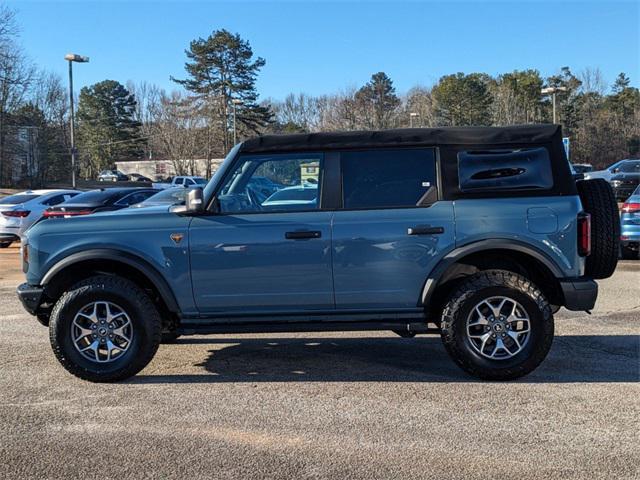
[576,179,620,279]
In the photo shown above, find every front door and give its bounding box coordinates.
[190,152,334,314]
[331,148,455,309]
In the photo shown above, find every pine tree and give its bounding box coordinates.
[172,29,272,155]
[355,72,400,129]
[433,73,493,126]
[77,80,143,177]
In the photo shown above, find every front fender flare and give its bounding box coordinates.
[40,248,180,313]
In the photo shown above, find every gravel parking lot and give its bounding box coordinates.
[0,244,638,479]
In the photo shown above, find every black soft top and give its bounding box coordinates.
[241,124,562,153]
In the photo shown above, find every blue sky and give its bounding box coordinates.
[8,0,640,100]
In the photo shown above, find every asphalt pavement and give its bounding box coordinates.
[1,245,638,479]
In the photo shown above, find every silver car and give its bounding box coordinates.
[0,189,80,247]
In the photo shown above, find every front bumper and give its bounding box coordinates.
[16,283,44,315]
[560,277,598,311]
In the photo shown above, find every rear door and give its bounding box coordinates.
[331,148,455,310]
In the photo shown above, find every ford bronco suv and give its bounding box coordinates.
[17,125,620,382]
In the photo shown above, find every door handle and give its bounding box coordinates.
[285,230,322,240]
[407,226,445,235]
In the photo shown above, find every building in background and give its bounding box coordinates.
[115,158,224,180]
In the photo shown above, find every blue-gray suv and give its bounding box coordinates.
[17,125,620,382]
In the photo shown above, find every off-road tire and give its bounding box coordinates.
[576,179,620,279]
[440,270,554,381]
[49,275,162,382]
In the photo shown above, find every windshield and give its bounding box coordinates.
[0,194,39,205]
[194,178,207,185]
[137,188,189,205]
[203,143,242,201]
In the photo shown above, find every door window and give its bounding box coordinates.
[341,148,437,209]
[218,153,323,214]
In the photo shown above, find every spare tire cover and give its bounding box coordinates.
[576,179,620,279]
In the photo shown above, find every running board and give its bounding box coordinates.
[177,321,440,336]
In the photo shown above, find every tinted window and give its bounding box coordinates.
[174,178,184,185]
[458,147,553,192]
[218,153,323,213]
[66,190,118,205]
[341,149,436,209]
[117,191,156,206]
[0,194,39,205]
[194,178,207,185]
[618,161,640,173]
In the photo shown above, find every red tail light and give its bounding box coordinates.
[577,213,591,257]
[2,210,30,218]
[621,202,640,213]
[43,210,93,218]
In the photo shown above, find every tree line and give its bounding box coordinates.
[0,9,638,186]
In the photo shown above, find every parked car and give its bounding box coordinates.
[262,184,318,208]
[608,160,640,202]
[18,125,620,383]
[152,176,207,189]
[0,189,80,247]
[41,188,158,218]
[98,170,129,182]
[571,163,593,174]
[129,186,194,208]
[128,173,152,183]
[620,184,640,259]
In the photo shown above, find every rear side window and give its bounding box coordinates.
[0,194,39,205]
[458,148,553,192]
[341,148,437,209]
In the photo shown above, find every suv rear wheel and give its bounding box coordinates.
[440,270,554,380]
[49,275,161,382]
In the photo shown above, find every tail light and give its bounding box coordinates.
[2,210,30,218]
[43,209,92,218]
[577,212,591,257]
[621,202,640,213]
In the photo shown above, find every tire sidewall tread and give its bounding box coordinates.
[49,275,161,382]
[440,270,554,381]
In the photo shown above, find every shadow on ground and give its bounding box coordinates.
[132,334,640,384]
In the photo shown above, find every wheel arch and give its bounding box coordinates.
[41,249,180,314]
[422,240,565,320]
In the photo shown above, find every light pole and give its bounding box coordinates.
[64,53,89,188]
[409,112,419,128]
[541,86,568,124]
[231,98,243,145]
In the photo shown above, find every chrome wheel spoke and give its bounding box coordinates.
[72,301,133,364]
[466,295,530,361]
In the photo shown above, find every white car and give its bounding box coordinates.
[152,176,207,189]
[0,189,80,247]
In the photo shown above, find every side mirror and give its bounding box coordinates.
[186,187,205,214]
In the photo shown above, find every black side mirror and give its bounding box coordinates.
[186,187,205,214]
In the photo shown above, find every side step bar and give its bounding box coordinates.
[177,321,440,336]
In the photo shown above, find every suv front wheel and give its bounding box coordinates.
[49,275,162,382]
[440,270,554,380]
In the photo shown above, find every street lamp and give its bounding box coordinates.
[65,53,89,188]
[541,86,568,124]
[409,112,419,128]
[231,98,243,145]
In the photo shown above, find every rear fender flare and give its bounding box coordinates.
[421,239,564,306]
